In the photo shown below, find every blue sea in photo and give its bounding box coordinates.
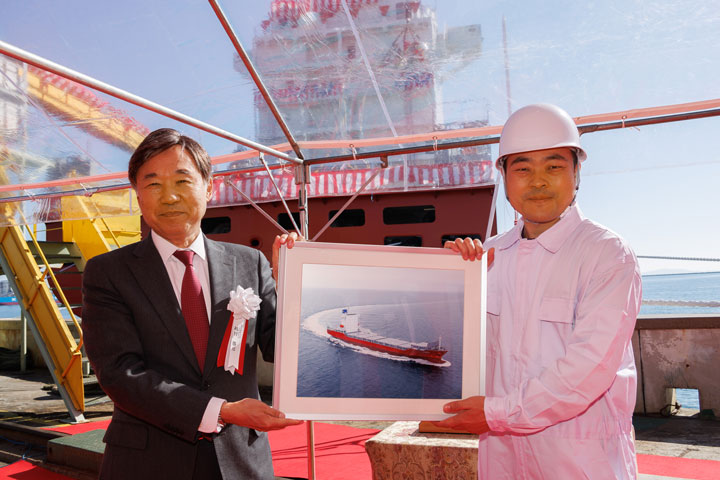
[296,287,464,399]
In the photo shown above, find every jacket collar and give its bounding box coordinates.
[130,235,201,373]
[495,204,584,254]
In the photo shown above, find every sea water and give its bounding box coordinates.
[640,271,720,316]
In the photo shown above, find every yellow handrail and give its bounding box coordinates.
[19,213,84,379]
[84,194,123,249]
[98,215,122,249]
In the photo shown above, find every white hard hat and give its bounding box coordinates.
[496,104,587,169]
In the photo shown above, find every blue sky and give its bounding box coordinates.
[1,0,718,273]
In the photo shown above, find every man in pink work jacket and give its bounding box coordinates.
[437,104,642,479]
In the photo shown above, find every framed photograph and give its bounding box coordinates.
[274,241,486,421]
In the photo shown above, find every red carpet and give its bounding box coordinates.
[43,420,379,479]
[29,420,379,479]
[2,421,718,479]
[0,460,75,479]
[268,422,380,479]
[637,453,720,480]
[43,419,110,434]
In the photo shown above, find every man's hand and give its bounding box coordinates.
[272,232,302,281]
[444,237,495,265]
[432,396,490,434]
[220,398,303,432]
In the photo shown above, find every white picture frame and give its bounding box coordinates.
[273,241,486,421]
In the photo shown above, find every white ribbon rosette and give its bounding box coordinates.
[223,286,261,374]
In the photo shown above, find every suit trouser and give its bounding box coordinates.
[193,438,223,480]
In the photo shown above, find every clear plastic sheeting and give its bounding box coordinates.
[0,54,140,187]
[1,0,719,226]
[0,51,242,205]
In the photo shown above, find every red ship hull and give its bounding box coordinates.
[327,328,447,364]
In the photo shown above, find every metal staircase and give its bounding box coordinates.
[0,224,86,422]
[30,241,85,316]
[0,192,141,422]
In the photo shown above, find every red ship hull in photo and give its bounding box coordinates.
[326,327,447,364]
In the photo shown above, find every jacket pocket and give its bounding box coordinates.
[103,419,148,450]
[538,297,574,325]
[538,297,575,366]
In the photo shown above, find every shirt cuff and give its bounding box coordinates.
[483,396,508,432]
[198,397,226,433]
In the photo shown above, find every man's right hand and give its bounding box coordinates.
[220,398,303,431]
[444,237,495,265]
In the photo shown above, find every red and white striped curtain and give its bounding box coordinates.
[210,160,494,207]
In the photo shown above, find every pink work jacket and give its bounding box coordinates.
[481,204,642,479]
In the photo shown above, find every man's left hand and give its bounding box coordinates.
[272,232,302,281]
[432,396,490,434]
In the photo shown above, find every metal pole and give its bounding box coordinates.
[297,168,313,479]
[305,136,502,166]
[578,108,720,134]
[297,164,313,480]
[20,309,27,372]
[222,179,289,234]
[0,40,298,164]
[208,0,305,161]
[306,421,316,480]
[296,165,310,239]
[259,153,301,234]
[485,177,500,242]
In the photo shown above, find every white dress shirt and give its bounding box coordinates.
[151,231,225,434]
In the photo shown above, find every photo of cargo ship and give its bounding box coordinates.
[326,308,447,364]
[296,267,464,399]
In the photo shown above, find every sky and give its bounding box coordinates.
[1,0,718,274]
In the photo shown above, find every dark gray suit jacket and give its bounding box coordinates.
[82,235,276,479]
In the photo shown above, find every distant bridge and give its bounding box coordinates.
[637,255,720,262]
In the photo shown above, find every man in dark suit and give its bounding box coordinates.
[82,128,302,479]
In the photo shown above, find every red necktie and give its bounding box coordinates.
[173,250,209,369]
